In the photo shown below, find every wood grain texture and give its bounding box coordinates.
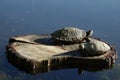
[6,34,117,74]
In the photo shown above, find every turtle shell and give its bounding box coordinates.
[51,27,86,43]
[79,38,111,56]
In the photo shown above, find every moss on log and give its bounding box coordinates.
[6,34,117,74]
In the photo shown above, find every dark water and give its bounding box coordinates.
[0,0,120,80]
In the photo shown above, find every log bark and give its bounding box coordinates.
[6,34,117,74]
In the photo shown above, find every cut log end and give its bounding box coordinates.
[6,34,117,74]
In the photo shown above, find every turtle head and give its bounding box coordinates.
[79,43,85,49]
[86,30,93,37]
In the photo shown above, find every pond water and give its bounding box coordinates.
[0,0,120,80]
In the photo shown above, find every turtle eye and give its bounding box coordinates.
[84,38,90,42]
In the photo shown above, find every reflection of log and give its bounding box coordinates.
[6,34,117,74]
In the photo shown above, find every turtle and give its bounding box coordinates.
[51,27,93,43]
[79,38,111,56]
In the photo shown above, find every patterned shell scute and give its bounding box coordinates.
[51,27,86,42]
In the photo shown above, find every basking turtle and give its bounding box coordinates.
[51,27,93,43]
[79,38,111,56]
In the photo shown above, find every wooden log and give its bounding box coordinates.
[6,34,117,74]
